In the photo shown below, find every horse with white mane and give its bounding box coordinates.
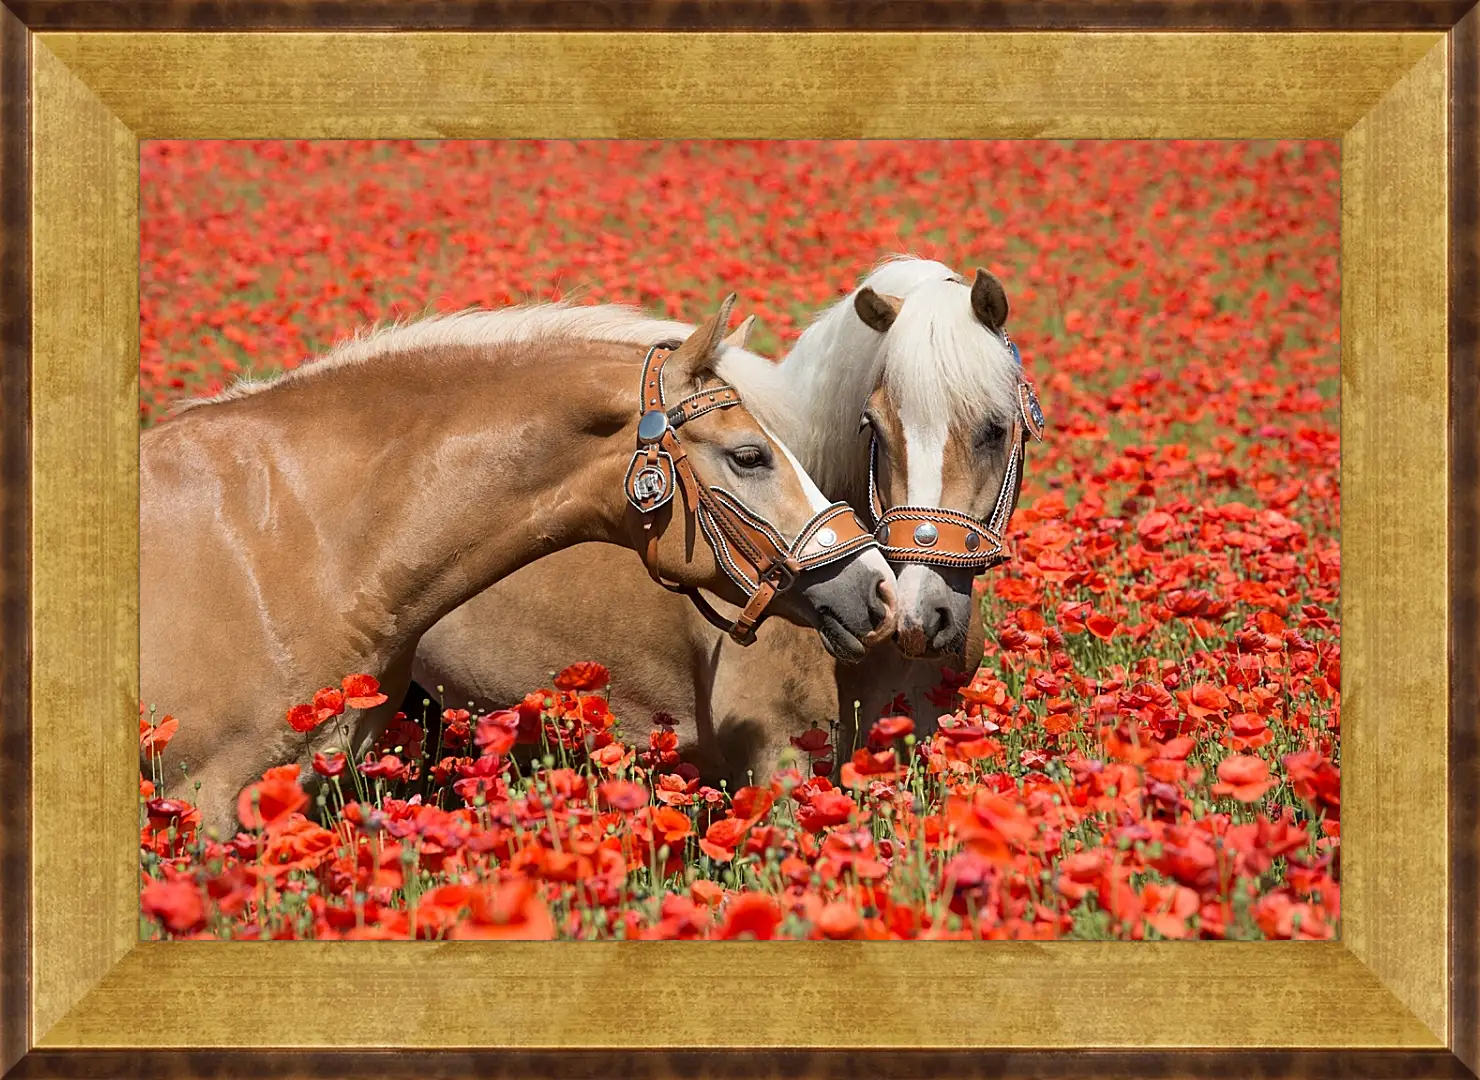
[142,296,898,836]
[413,257,1042,784]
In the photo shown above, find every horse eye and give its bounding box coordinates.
[729,446,768,470]
[977,421,1007,448]
[859,412,876,434]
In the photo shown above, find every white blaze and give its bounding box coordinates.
[895,411,950,627]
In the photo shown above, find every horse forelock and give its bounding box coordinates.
[879,274,1020,430]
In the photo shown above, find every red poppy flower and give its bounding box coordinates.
[590,742,635,772]
[553,662,611,692]
[237,764,308,830]
[440,708,473,749]
[359,754,411,783]
[474,710,520,757]
[312,751,347,778]
[341,674,388,710]
[1253,890,1335,940]
[448,879,555,940]
[650,806,693,848]
[1056,600,1092,634]
[1181,682,1231,719]
[1212,754,1276,803]
[654,771,699,807]
[286,704,322,733]
[998,625,1030,652]
[139,715,179,755]
[598,780,648,813]
[1142,882,1200,939]
[141,879,207,935]
[815,902,863,940]
[1055,851,1105,902]
[841,748,904,788]
[730,786,774,822]
[1136,510,1176,549]
[146,798,195,823]
[818,828,889,881]
[451,755,505,805]
[312,688,345,722]
[1282,749,1341,817]
[374,715,423,760]
[690,880,725,907]
[1226,713,1273,751]
[261,815,339,877]
[947,791,1040,863]
[1020,748,1051,770]
[717,893,782,940]
[868,716,914,746]
[789,727,832,754]
[700,817,750,862]
[796,790,858,833]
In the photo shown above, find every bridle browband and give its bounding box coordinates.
[866,330,1046,571]
[625,341,880,646]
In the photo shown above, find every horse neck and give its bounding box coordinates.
[721,302,886,508]
[394,344,641,634]
[237,339,638,661]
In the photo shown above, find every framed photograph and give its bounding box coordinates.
[1,2,1476,1077]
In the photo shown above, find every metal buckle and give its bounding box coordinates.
[764,561,798,593]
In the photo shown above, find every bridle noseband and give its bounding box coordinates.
[626,341,880,646]
[866,331,1046,571]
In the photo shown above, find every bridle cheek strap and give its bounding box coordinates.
[625,343,879,646]
[868,378,1044,572]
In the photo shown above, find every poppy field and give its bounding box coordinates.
[139,140,1341,941]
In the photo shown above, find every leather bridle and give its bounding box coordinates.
[866,331,1046,572]
[626,341,880,646]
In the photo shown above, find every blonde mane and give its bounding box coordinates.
[171,302,697,415]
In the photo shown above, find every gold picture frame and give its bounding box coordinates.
[1,3,1476,1076]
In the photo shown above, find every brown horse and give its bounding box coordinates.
[413,258,1042,785]
[141,297,897,836]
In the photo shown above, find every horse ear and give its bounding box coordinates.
[970,268,1009,331]
[722,313,757,350]
[668,293,738,383]
[855,288,903,333]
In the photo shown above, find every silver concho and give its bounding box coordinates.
[913,522,939,547]
[814,527,837,549]
[637,409,670,445]
[633,466,668,503]
[964,531,981,552]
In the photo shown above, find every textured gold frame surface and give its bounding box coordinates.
[1,7,1477,1079]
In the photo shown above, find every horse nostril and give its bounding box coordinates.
[924,605,951,641]
[868,575,898,635]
